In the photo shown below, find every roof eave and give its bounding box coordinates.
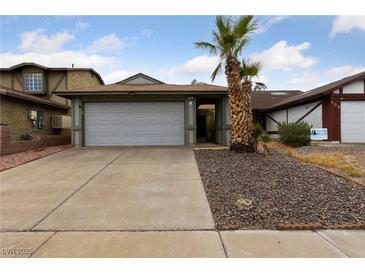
[54,90,228,96]
[0,91,70,110]
[266,91,332,112]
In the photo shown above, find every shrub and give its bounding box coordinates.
[260,134,271,143]
[278,121,311,147]
[253,123,271,143]
[253,123,264,139]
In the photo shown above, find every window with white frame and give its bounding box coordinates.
[24,73,43,92]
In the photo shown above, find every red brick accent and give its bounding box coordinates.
[278,222,365,230]
[0,125,71,155]
[277,223,323,230]
[327,223,365,230]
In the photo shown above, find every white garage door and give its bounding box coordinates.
[84,102,185,146]
[341,101,365,143]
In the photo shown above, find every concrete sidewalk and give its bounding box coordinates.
[1,230,364,258]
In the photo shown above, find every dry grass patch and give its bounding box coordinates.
[267,141,365,178]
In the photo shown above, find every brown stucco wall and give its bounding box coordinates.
[48,71,67,92]
[0,95,69,141]
[0,71,12,89]
[67,70,102,89]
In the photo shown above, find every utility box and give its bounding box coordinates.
[52,115,71,129]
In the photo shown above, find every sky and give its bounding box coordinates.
[0,15,364,90]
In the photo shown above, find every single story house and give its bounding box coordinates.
[54,71,365,147]
[0,62,104,154]
[260,71,365,143]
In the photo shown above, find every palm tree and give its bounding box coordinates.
[240,59,266,91]
[238,58,265,151]
[195,15,258,152]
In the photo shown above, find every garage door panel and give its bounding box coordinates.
[341,101,365,143]
[84,102,185,146]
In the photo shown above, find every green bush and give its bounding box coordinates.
[260,133,271,143]
[253,123,265,139]
[253,123,271,143]
[278,121,311,147]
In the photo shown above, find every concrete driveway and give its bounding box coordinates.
[1,147,214,231]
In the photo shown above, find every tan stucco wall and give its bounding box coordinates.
[48,71,67,92]
[67,70,102,89]
[0,96,69,141]
[0,72,12,88]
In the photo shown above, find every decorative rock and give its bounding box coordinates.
[235,198,254,210]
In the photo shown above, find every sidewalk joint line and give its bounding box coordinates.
[29,149,130,231]
[217,231,228,258]
[28,231,57,258]
[314,230,350,258]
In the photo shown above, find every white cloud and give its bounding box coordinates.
[141,29,153,37]
[159,55,220,82]
[18,29,74,53]
[330,16,365,38]
[87,33,126,54]
[181,55,220,75]
[256,16,289,34]
[75,20,90,31]
[160,66,178,79]
[289,70,320,85]
[288,70,322,90]
[103,70,132,84]
[252,75,267,84]
[325,65,365,78]
[251,40,318,71]
[0,51,114,69]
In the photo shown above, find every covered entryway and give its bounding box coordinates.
[84,102,185,146]
[341,101,365,143]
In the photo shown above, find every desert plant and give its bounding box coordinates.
[278,121,311,147]
[253,123,271,143]
[195,15,258,152]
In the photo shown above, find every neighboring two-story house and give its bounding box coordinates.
[0,62,104,154]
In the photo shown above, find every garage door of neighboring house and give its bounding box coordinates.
[341,101,365,143]
[84,102,185,146]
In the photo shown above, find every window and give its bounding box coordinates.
[24,73,43,92]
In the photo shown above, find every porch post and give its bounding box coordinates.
[185,96,196,145]
[221,96,231,146]
[72,96,82,146]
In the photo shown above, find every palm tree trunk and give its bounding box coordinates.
[225,56,256,152]
[240,81,256,152]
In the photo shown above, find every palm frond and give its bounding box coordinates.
[240,58,262,82]
[194,41,218,55]
[234,15,258,37]
[215,16,230,37]
[211,62,223,81]
[233,37,250,56]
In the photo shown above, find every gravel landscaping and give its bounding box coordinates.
[0,144,72,172]
[194,149,365,230]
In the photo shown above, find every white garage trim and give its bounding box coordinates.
[84,102,185,146]
[341,101,365,143]
[265,100,323,132]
